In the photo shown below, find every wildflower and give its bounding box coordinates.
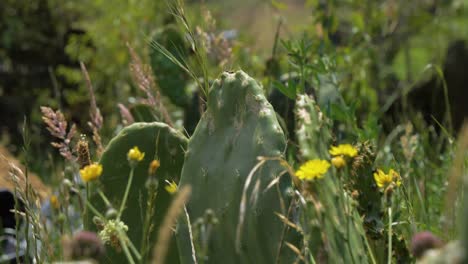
[127,146,145,163]
[410,231,443,259]
[295,159,330,181]
[80,163,103,183]
[66,231,105,261]
[50,195,60,209]
[373,169,401,189]
[331,156,346,169]
[165,180,178,194]
[99,219,128,247]
[329,144,358,158]
[148,160,160,175]
[389,169,402,187]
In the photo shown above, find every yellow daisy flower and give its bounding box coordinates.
[295,159,331,180]
[373,169,401,189]
[127,146,145,163]
[329,144,358,158]
[80,163,103,183]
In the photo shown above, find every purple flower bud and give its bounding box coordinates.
[68,231,105,261]
[411,231,443,259]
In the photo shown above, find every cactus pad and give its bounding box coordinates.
[177,71,297,264]
[90,122,187,263]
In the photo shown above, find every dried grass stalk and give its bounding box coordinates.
[152,186,192,264]
[40,106,76,161]
[80,62,104,157]
[127,43,174,127]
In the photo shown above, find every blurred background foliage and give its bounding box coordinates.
[0,0,467,180]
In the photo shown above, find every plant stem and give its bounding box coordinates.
[119,232,136,264]
[98,188,112,208]
[140,186,158,262]
[118,168,135,220]
[363,233,378,264]
[128,238,142,261]
[84,182,89,229]
[85,199,105,219]
[388,199,393,264]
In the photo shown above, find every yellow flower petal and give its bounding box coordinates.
[295,159,330,181]
[165,180,178,194]
[373,168,401,189]
[329,144,358,158]
[331,156,346,168]
[127,146,145,162]
[80,163,103,183]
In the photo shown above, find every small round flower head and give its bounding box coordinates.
[80,163,103,183]
[331,156,346,169]
[329,144,358,158]
[127,146,145,163]
[411,231,442,259]
[165,180,178,194]
[295,159,330,181]
[99,219,128,247]
[148,160,160,175]
[67,231,105,261]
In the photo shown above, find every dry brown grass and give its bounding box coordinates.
[0,146,50,200]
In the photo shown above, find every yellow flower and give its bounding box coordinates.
[331,156,346,169]
[127,146,145,162]
[389,169,402,187]
[373,169,401,189]
[295,159,331,180]
[148,160,160,175]
[165,180,178,194]
[329,144,358,158]
[80,163,103,183]
[50,195,59,209]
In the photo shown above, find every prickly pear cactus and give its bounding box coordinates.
[295,94,369,263]
[89,122,187,263]
[177,71,298,264]
[129,103,160,122]
[150,24,190,107]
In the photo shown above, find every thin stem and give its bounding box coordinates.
[118,168,135,220]
[119,232,136,264]
[387,199,393,264]
[84,182,89,229]
[140,187,158,262]
[336,171,356,263]
[364,233,378,264]
[85,199,105,219]
[98,189,112,208]
[128,238,142,261]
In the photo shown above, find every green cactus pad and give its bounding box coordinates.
[90,122,187,263]
[177,71,297,264]
[129,103,160,122]
[295,94,369,263]
[150,24,190,107]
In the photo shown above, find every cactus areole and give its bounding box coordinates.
[177,71,297,264]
